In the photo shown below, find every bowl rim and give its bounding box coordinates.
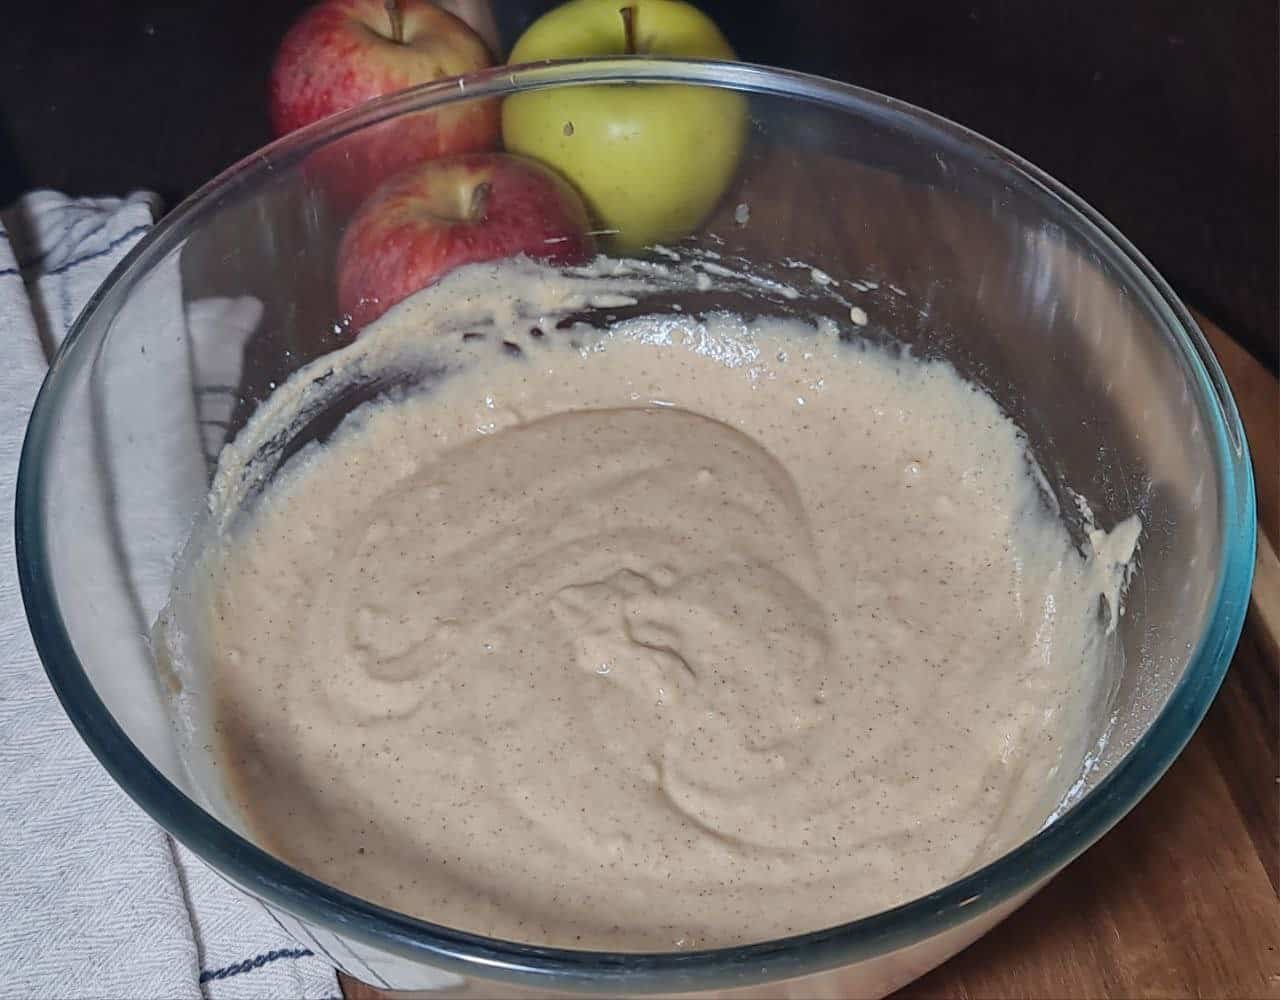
[16,57,1257,994]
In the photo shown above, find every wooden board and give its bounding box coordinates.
[341,313,1278,1000]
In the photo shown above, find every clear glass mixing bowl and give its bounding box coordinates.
[16,60,1255,997]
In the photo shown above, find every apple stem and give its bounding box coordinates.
[620,5,638,55]
[468,182,491,222]
[385,0,405,44]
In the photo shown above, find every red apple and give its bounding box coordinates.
[337,153,596,329]
[270,0,500,203]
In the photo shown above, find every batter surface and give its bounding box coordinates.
[164,257,1135,950]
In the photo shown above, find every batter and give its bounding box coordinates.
[162,257,1138,951]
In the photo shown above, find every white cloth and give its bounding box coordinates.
[0,192,341,1000]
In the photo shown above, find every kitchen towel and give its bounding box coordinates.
[0,191,341,1000]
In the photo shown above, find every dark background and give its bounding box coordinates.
[2,0,1275,368]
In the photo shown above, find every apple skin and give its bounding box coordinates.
[270,0,500,204]
[337,153,596,329]
[502,0,747,252]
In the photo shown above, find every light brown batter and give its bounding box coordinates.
[164,258,1136,951]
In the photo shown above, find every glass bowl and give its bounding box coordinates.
[16,59,1255,997]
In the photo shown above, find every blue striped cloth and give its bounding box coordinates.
[0,192,340,1000]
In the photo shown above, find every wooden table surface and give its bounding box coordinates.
[341,316,1277,1000]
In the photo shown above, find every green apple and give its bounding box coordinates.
[502,0,747,251]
